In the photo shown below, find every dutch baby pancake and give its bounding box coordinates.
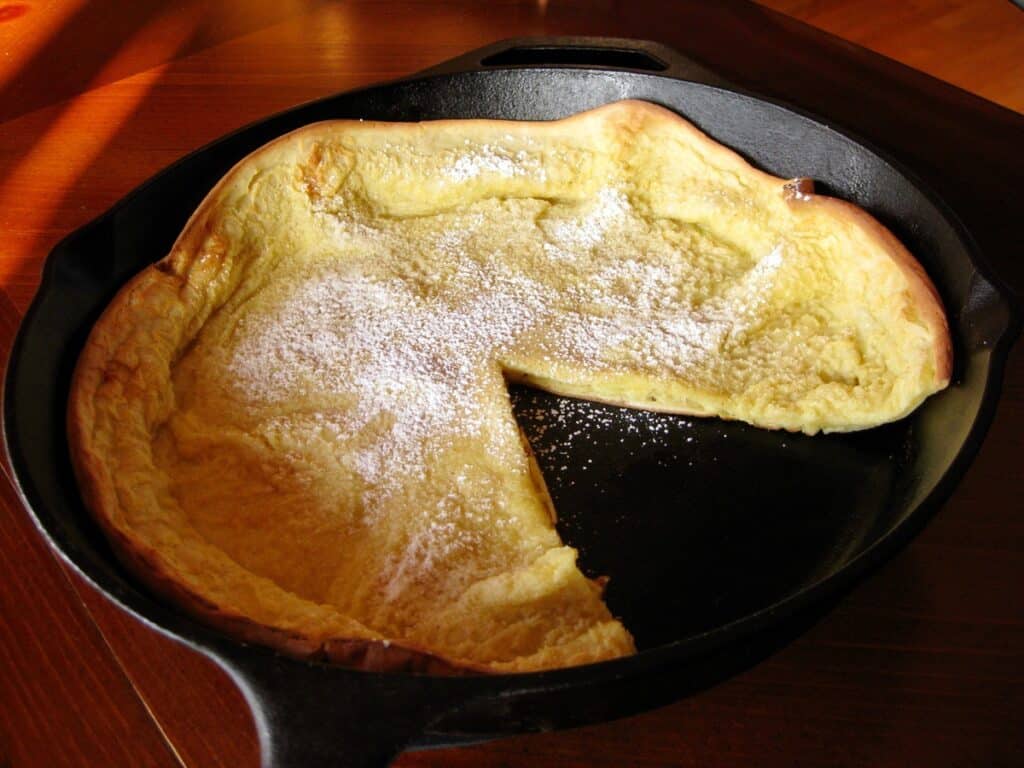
[69,101,951,673]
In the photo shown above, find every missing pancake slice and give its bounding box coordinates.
[68,100,952,673]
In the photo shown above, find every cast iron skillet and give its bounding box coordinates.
[3,38,1020,768]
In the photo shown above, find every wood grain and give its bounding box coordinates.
[67,577,261,768]
[0,1,1021,767]
[0,448,182,767]
[756,0,1024,114]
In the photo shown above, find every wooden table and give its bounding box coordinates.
[1,2,1022,766]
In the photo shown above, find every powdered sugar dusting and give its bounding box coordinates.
[543,187,630,255]
[229,265,536,492]
[217,183,789,595]
[546,240,787,376]
[514,393,687,460]
[443,143,547,183]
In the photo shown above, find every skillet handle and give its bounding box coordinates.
[961,268,1022,351]
[224,656,445,768]
[415,36,735,88]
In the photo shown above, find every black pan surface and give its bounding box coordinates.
[3,38,1019,768]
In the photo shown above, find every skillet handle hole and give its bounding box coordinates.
[481,46,668,72]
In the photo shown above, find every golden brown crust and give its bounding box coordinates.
[107,518,483,675]
[66,271,626,676]
[64,237,484,676]
[70,338,486,676]
[631,100,951,391]
[160,100,951,397]
[72,373,486,676]
[801,195,953,386]
[68,99,951,675]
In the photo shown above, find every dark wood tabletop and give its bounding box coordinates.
[1,2,1022,766]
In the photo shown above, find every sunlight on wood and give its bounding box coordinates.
[0,2,205,282]
[0,0,87,89]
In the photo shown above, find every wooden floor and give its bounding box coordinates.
[758,0,1024,113]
